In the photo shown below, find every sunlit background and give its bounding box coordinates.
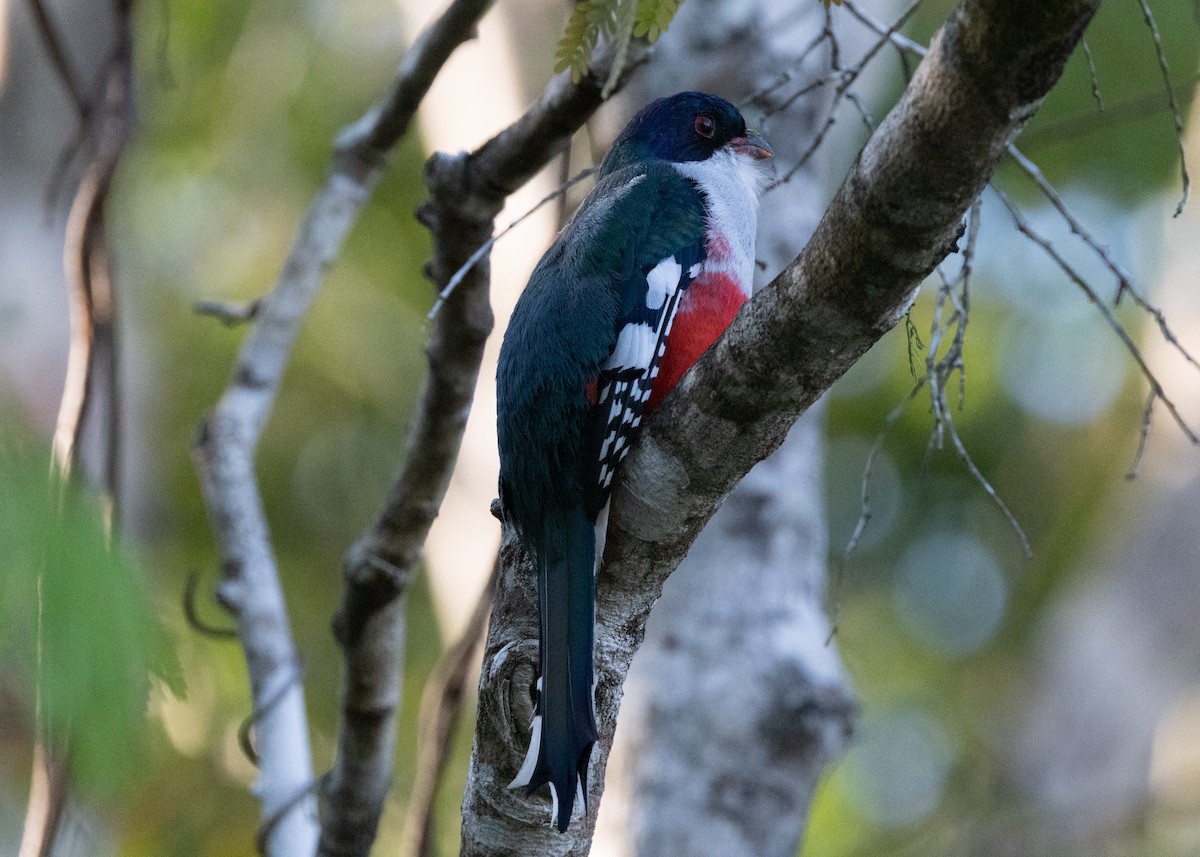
[1,0,1199,855]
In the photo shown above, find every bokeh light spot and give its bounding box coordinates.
[894,530,1007,657]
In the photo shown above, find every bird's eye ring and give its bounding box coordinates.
[694,113,716,139]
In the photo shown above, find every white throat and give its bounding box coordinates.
[673,149,769,294]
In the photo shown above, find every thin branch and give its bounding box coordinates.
[184,570,238,639]
[744,27,831,107]
[992,186,1198,445]
[50,2,134,500]
[770,0,923,187]
[237,661,308,768]
[1135,0,1190,216]
[428,166,597,318]
[1018,71,1200,150]
[398,557,499,857]
[942,401,1032,555]
[841,0,927,57]
[193,2,499,854]
[1126,388,1156,480]
[1005,144,1200,375]
[1081,39,1104,112]
[194,298,261,327]
[255,780,324,857]
[25,0,88,119]
[844,379,926,559]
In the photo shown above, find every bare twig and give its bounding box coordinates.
[920,202,1030,562]
[1135,0,1190,216]
[1081,39,1104,112]
[944,403,1031,552]
[841,0,927,57]
[1126,389,1156,480]
[427,166,597,318]
[844,380,926,560]
[255,780,324,857]
[1005,144,1200,375]
[1018,71,1200,150]
[744,27,832,106]
[993,186,1198,445]
[50,12,135,512]
[398,557,499,857]
[25,0,88,119]
[770,0,923,187]
[194,299,261,327]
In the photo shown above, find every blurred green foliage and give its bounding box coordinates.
[0,427,182,797]
[0,0,1196,853]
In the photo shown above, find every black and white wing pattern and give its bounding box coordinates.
[581,253,698,519]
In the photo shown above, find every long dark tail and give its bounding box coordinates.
[509,506,598,832]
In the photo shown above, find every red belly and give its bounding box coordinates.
[648,271,746,410]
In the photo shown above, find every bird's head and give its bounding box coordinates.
[601,91,772,174]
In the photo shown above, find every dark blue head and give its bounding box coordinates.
[601,91,772,174]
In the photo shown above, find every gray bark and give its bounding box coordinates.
[461,0,1099,854]
[194,4,499,854]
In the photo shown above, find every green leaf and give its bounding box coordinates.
[635,0,681,43]
[0,441,184,797]
[557,0,685,84]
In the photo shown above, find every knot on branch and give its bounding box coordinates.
[423,150,505,225]
[331,105,390,182]
[333,545,411,647]
[473,637,553,823]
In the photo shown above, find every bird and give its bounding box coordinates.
[496,91,772,832]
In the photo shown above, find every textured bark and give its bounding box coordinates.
[462,0,1099,854]
[596,417,853,857]
[193,169,370,857]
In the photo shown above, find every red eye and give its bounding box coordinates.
[694,113,716,139]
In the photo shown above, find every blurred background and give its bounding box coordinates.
[0,0,1198,855]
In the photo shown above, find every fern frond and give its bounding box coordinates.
[555,1,618,82]
[634,0,681,41]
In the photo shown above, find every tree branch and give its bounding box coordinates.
[25,2,135,853]
[193,2,497,855]
[613,0,1100,592]
[463,0,1100,853]
[50,0,133,504]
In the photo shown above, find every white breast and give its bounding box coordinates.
[673,149,769,297]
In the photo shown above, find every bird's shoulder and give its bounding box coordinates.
[561,161,708,276]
